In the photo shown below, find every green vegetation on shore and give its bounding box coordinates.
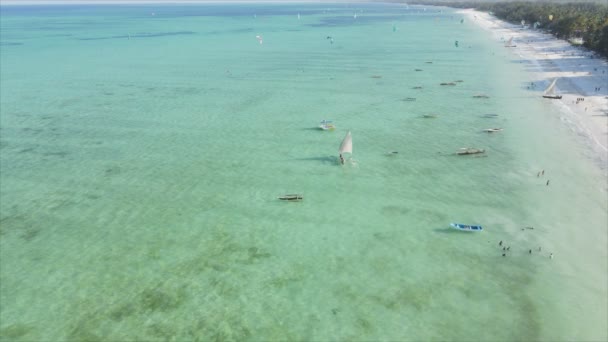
[391,1,608,58]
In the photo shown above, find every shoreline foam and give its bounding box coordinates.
[458,8,608,171]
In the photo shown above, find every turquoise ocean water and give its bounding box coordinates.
[1,3,606,341]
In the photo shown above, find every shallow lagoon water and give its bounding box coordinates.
[0,3,606,341]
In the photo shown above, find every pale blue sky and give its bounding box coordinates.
[1,0,370,4]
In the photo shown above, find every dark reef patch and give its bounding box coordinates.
[0,324,34,340]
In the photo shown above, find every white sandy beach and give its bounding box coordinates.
[459,9,608,169]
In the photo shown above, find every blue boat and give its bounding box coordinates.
[450,223,483,232]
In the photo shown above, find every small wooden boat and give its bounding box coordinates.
[450,223,483,232]
[483,128,503,133]
[422,114,438,118]
[415,69,423,71]
[481,113,499,118]
[279,194,303,201]
[319,120,335,131]
[440,82,456,86]
[457,148,485,155]
[473,94,490,98]
[542,94,562,99]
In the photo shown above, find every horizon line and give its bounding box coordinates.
[1,0,377,5]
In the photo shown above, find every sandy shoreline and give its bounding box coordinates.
[458,9,608,169]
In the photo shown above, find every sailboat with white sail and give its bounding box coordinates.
[542,78,562,99]
[338,131,352,165]
[504,37,516,47]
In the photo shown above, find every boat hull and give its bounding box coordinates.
[319,120,335,131]
[542,95,562,99]
[279,194,303,201]
[457,148,485,155]
[450,223,483,232]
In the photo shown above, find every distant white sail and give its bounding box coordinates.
[504,37,513,47]
[544,78,557,95]
[542,78,562,99]
[339,131,352,155]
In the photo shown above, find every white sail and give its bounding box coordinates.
[339,131,352,155]
[504,37,513,47]
[544,78,557,95]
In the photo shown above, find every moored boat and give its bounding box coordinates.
[279,194,303,201]
[338,131,352,165]
[483,128,503,133]
[504,37,516,47]
[542,78,562,99]
[319,120,336,131]
[450,223,483,232]
[457,148,485,155]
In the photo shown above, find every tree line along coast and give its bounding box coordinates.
[389,1,608,59]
